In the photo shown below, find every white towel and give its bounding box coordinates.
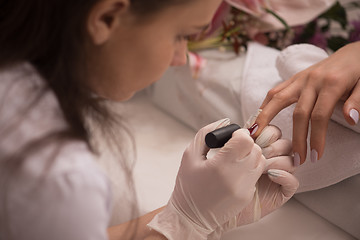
[241,42,360,192]
[148,50,247,131]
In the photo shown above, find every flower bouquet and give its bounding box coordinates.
[188,0,360,54]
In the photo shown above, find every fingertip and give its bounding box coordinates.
[241,128,251,136]
[343,104,358,125]
[218,128,256,160]
[215,118,232,129]
[253,120,266,138]
[349,108,359,125]
[293,152,301,167]
[232,128,253,140]
[292,138,307,166]
[343,87,360,125]
[248,123,259,136]
[255,125,282,148]
[309,133,326,164]
[251,112,275,139]
[264,155,295,173]
[267,169,285,178]
[267,169,299,197]
[225,129,254,151]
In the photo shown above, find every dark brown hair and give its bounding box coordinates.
[0,0,191,239]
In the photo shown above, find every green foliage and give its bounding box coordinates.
[327,36,349,51]
[320,1,348,29]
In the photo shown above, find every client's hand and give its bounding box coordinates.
[210,125,299,238]
[148,119,265,240]
[254,42,360,165]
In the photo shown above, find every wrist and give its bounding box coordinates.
[147,200,212,240]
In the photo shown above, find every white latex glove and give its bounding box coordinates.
[210,125,299,238]
[148,118,266,239]
[239,125,298,223]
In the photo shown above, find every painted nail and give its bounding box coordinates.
[268,169,284,178]
[294,152,300,167]
[248,123,258,136]
[350,109,359,124]
[311,149,318,163]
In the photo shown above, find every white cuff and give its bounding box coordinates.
[147,201,212,240]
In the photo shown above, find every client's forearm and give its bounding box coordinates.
[108,207,166,240]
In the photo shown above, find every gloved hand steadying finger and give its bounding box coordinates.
[148,118,266,239]
[256,125,294,171]
[225,165,299,227]
[209,124,299,239]
[243,125,298,224]
[246,121,294,171]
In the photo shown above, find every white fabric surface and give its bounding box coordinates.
[241,42,360,192]
[148,50,247,131]
[0,64,112,240]
[295,174,360,239]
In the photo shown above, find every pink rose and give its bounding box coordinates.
[209,2,231,35]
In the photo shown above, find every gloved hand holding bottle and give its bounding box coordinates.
[148,118,266,239]
[209,125,299,238]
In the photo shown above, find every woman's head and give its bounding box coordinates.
[0,0,222,139]
[0,0,222,102]
[86,0,222,101]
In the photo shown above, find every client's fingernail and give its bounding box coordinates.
[311,149,318,163]
[350,109,359,124]
[294,152,300,167]
[248,123,258,136]
[268,169,283,178]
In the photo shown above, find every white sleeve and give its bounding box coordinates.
[8,147,112,240]
[0,65,113,240]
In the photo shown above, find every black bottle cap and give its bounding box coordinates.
[205,123,241,148]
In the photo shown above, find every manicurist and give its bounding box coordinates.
[0,0,299,239]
